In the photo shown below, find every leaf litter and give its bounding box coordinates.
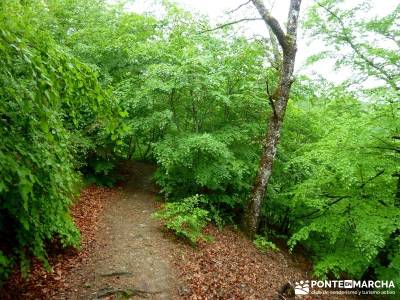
[1,164,359,300]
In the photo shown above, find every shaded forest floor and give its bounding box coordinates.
[1,162,355,299]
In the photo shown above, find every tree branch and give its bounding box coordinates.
[198,18,263,34]
[360,170,385,189]
[286,0,302,38]
[317,2,399,91]
[227,0,251,14]
[251,0,288,52]
[266,79,277,117]
[268,27,282,67]
[299,195,350,219]
[374,146,400,153]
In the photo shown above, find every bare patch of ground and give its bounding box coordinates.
[0,186,119,300]
[59,162,180,300]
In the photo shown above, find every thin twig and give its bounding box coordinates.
[96,287,162,299]
[227,0,251,14]
[100,271,133,277]
[198,18,263,34]
[267,0,277,11]
[359,170,384,189]
[299,196,350,219]
[316,2,399,91]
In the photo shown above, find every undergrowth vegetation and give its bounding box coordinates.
[0,0,399,295]
[152,195,211,244]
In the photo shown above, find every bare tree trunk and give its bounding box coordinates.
[243,0,302,237]
[395,173,400,207]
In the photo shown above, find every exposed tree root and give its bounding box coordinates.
[95,286,162,299]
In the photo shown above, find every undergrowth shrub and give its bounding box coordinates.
[152,195,211,244]
[154,133,256,223]
[83,157,119,187]
[253,235,278,253]
[0,251,13,284]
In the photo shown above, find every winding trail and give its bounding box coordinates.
[61,162,179,300]
[0,161,358,299]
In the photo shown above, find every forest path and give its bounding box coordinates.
[1,161,357,299]
[62,162,179,300]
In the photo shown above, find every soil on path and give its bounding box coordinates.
[1,161,358,300]
[59,162,179,300]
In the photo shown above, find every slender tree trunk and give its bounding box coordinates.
[395,173,400,207]
[168,88,180,131]
[243,0,302,237]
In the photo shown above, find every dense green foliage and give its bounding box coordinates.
[0,0,399,295]
[0,0,113,280]
[279,1,399,288]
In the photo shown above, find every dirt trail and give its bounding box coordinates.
[1,161,358,299]
[61,162,179,300]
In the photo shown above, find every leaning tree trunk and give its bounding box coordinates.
[243,0,302,237]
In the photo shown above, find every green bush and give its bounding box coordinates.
[0,251,13,284]
[253,235,278,253]
[152,195,211,244]
[154,133,257,223]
